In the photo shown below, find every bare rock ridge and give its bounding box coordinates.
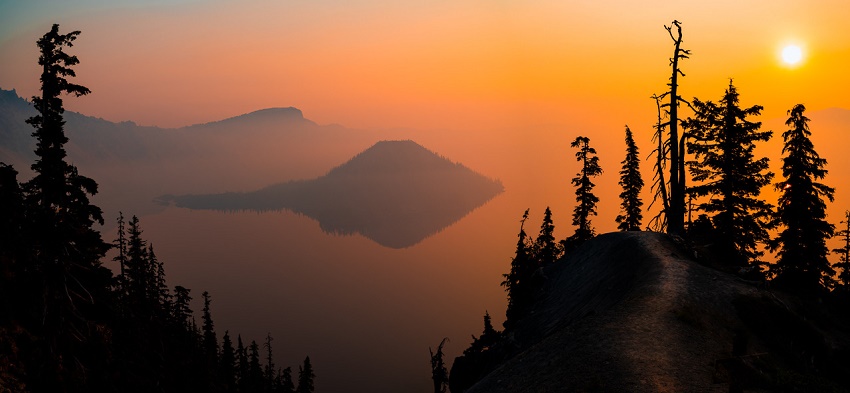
[161,140,504,248]
[456,231,850,393]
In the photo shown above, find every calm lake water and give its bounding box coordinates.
[95,124,643,392]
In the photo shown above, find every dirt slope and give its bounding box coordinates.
[465,231,849,393]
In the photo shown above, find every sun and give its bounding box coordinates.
[781,45,803,66]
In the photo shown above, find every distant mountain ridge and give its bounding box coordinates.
[161,140,505,248]
[0,87,385,221]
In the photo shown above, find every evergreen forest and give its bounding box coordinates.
[0,24,316,393]
[437,20,850,393]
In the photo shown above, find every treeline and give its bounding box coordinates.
[0,25,315,392]
[436,19,850,393]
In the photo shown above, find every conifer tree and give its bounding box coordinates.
[126,215,149,307]
[221,331,237,392]
[685,81,774,266]
[501,209,534,328]
[533,207,560,266]
[264,332,276,387]
[237,335,250,392]
[480,311,499,344]
[20,24,112,387]
[281,366,296,393]
[648,94,671,231]
[202,291,218,360]
[430,338,450,393]
[567,136,603,247]
[771,104,835,294]
[834,211,850,290]
[173,285,193,329]
[149,244,170,314]
[113,211,128,288]
[297,356,316,393]
[249,340,263,390]
[0,164,24,321]
[616,126,644,231]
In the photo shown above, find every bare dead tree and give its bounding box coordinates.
[647,94,670,232]
[658,20,691,235]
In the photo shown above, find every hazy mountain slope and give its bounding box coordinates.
[163,140,505,248]
[461,232,850,392]
[0,87,380,220]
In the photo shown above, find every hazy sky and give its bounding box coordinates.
[1,0,848,132]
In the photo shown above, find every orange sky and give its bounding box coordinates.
[1,1,848,132]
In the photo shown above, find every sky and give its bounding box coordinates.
[1,0,848,132]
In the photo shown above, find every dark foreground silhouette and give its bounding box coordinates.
[161,140,504,248]
[449,232,850,392]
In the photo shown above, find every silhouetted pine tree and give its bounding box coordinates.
[149,244,171,316]
[430,338,450,393]
[834,211,850,291]
[567,136,603,248]
[264,332,276,388]
[501,209,535,328]
[297,356,315,393]
[659,20,691,235]
[173,285,193,329]
[202,291,219,361]
[616,126,644,231]
[0,164,24,321]
[685,81,774,267]
[534,207,560,266]
[237,335,250,392]
[113,211,128,291]
[280,367,296,393]
[249,340,263,391]
[221,331,237,392]
[770,104,835,295]
[126,215,149,309]
[19,24,113,390]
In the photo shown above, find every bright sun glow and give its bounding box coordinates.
[782,45,803,65]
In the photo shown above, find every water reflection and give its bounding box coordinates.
[159,140,504,248]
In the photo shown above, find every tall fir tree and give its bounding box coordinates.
[220,331,237,392]
[173,285,193,329]
[113,211,128,290]
[834,211,850,290]
[149,244,170,315]
[685,81,774,266]
[501,209,535,328]
[281,366,296,393]
[771,104,835,295]
[533,207,560,266]
[567,136,603,247]
[264,332,276,388]
[202,291,219,360]
[249,340,263,390]
[20,24,113,389]
[0,164,24,323]
[616,126,644,231]
[125,215,149,308]
[297,356,316,393]
[237,334,250,392]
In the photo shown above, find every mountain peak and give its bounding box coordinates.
[184,106,311,129]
